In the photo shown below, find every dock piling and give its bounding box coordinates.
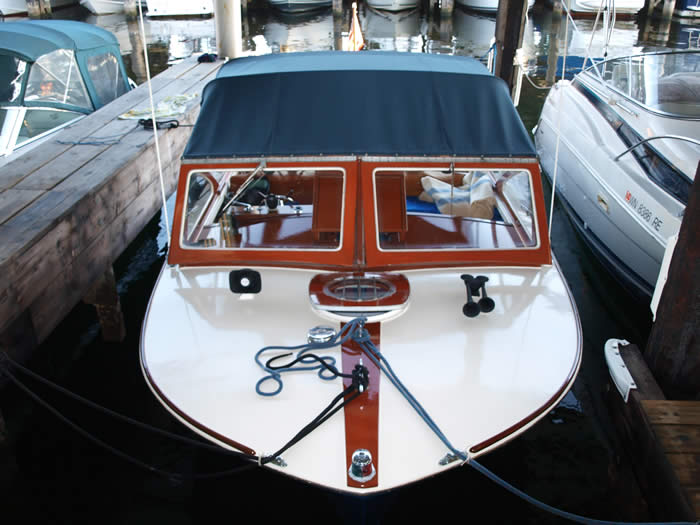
[83,267,126,343]
[26,0,51,18]
[494,0,528,97]
[214,0,243,59]
[644,164,700,400]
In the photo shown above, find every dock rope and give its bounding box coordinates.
[2,335,698,525]
[137,0,170,240]
[0,352,258,481]
[255,317,698,525]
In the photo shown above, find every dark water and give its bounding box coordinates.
[2,2,698,524]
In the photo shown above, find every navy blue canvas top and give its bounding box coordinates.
[183,51,536,159]
[0,20,120,62]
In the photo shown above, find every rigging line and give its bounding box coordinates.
[0,353,253,459]
[137,0,170,240]
[0,361,257,481]
[548,7,570,237]
[468,459,698,525]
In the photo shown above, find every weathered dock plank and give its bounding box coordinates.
[643,400,700,425]
[0,54,223,354]
[606,343,699,521]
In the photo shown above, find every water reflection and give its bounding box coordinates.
[17,2,698,79]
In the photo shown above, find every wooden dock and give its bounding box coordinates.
[0,54,223,361]
[607,343,700,522]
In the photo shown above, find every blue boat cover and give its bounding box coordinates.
[183,51,536,159]
[0,20,120,62]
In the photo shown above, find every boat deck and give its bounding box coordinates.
[0,54,222,357]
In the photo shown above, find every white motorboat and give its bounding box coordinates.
[0,20,132,162]
[564,0,644,17]
[534,50,700,298]
[359,5,420,51]
[0,0,77,15]
[366,0,419,13]
[267,0,331,13]
[455,0,534,13]
[141,51,582,495]
[146,0,213,16]
[80,0,125,14]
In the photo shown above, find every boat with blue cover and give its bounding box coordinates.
[141,50,582,494]
[0,20,132,161]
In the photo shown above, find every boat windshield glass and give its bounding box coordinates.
[374,168,538,251]
[24,49,92,110]
[86,52,128,107]
[596,53,700,117]
[182,168,345,251]
[0,55,27,104]
[15,107,83,147]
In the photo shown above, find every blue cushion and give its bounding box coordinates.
[406,196,439,214]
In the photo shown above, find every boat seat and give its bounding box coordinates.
[311,172,343,242]
[375,172,407,243]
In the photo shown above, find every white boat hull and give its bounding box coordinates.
[456,0,534,12]
[565,0,644,15]
[141,264,581,494]
[534,79,693,297]
[267,0,332,12]
[366,0,419,12]
[0,0,76,15]
[146,0,213,16]
[80,0,124,14]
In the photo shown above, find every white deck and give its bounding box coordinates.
[141,264,581,494]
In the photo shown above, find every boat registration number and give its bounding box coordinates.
[625,191,663,232]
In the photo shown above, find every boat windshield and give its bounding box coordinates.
[24,49,92,111]
[181,168,345,251]
[374,168,538,251]
[0,55,27,105]
[593,52,700,118]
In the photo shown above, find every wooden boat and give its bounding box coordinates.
[0,20,132,162]
[141,51,582,494]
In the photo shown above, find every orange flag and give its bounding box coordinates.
[348,2,365,51]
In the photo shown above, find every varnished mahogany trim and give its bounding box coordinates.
[168,161,358,268]
[140,266,256,457]
[309,272,410,308]
[362,162,552,268]
[342,322,381,488]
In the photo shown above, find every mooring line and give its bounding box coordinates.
[0,354,257,481]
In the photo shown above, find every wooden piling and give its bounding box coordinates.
[25,0,51,17]
[333,0,343,16]
[214,0,243,59]
[644,164,700,400]
[83,266,126,343]
[440,0,454,16]
[124,0,138,17]
[494,0,528,95]
[546,0,563,85]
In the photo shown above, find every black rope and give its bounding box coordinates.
[261,363,369,465]
[0,353,252,459]
[0,354,257,481]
